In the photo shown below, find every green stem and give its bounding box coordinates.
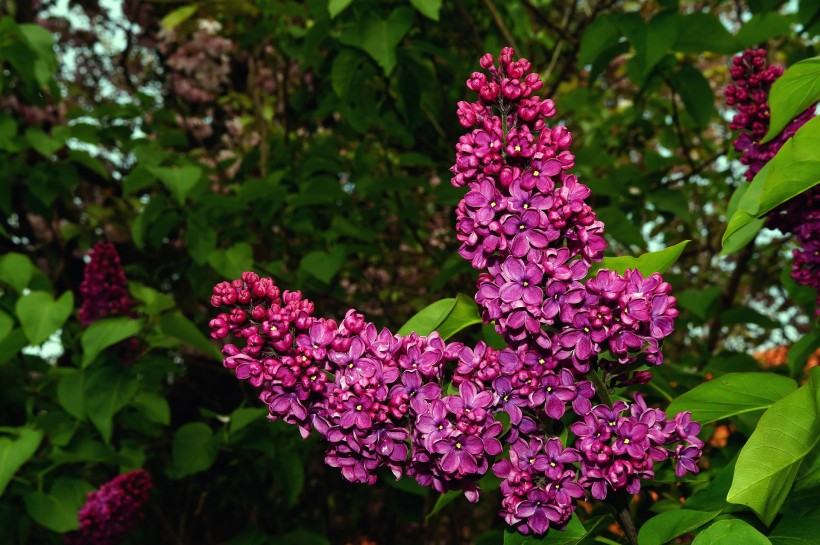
[586,368,612,407]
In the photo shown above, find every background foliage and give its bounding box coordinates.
[0,0,818,543]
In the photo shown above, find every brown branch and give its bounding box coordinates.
[705,237,757,354]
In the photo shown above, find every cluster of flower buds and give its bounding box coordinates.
[209,49,702,537]
[78,242,137,326]
[726,48,816,181]
[63,469,152,545]
[725,49,819,312]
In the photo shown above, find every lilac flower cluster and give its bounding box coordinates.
[63,469,152,545]
[725,49,819,312]
[78,242,137,326]
[211,272,501,499]
[210,49,703,537]
[449,48,699,534]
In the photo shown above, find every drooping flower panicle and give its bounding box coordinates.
[63,469,152,545]
[78,242,137,326]
[209,48,702,537]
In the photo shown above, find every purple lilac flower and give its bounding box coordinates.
[78,242,138,326]
[63,469,152,545]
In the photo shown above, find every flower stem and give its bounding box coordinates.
[612,491,639,545]
[586,369,639,544]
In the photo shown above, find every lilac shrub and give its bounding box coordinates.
[208,49,703,537]
[725,48,819,310]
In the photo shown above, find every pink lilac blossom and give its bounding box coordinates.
[78,242,137,326]
[209,48,702,537]
[63,469,152,545]
[725,48,819,312]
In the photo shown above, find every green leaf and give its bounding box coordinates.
[597,240,689,276]
[24,492,78,532]
[788,328,820,377]
[761,56,820,143]
[722,116,820,253]
[85,366,139,443]
[24,478,92,533]
[0,428,43,497]
[426,490,461,521]
[185,222,217,266]
[737,13,794,48]
[273,449,304,508]
[684,456,742,513]
[398,298,456,336]
[666,372,797,424]
[721,213,765,255]
[437,293,482,340]
[148,165,202,204]
[327,0,354,18]
[673,13,739,53]
[638,509,719,545]
[503,513,587,544]
[172,422,219,477]
[15,291,73,346]
[128,283,175,316]
[669,65,715,129]
[768,512,820,545]
[132,392,170,426]
[208,243,254,280]
[0,329,27,363]
[24,127,62,157]
[160,311,222,360]
[57,369,86,419]
[578,15,621,66]
[339,7,414,75]
[0,252,34,292]
[727,367,820,525]
[691,519,771,545]
[18,23,56,87]
[616,11,680,83]
[229,407,266,437]
[409,0,442,21]
[161,5,198,29]
[331,49,366,99]
[676,286,722,321]
[81,317,144,367]
[299,246,347,284]
[0,310,13,344]
[597,207,646,248]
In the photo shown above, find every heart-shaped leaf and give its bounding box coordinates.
[15,291,74,346]
[0,428,43,497]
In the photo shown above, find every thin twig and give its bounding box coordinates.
[664,78,698,172]
[482,0,519,52]
[521,0,577,44]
